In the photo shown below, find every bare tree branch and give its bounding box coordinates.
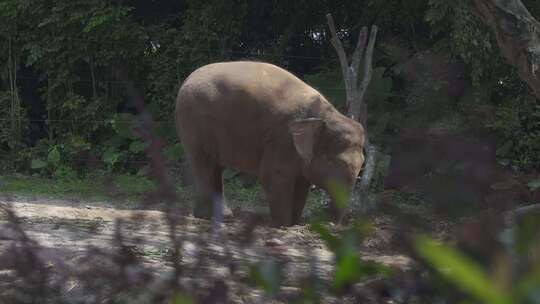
[326,14,349,72]
[355,25,378,126]
[326,13,354,109]
[352,26,368,79]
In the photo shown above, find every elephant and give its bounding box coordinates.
[175,61,365,227]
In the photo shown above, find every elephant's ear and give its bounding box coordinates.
[289,118,324,164]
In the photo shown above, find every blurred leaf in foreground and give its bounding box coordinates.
[311,221,389,293]
[415,236,512,304]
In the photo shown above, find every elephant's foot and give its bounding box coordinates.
[193,198,233,220]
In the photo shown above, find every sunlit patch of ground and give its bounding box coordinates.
[0,197,414,303]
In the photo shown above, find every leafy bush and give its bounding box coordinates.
[489,103,540,171]
[0,92,12,149]
[426,0,500,87]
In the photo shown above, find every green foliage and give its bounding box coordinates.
[416,213,540,304]
[404,76,455,128]
[304,65,394,117]
[304,66,346,110]
[311,221,390,292]
[1,0,529,177]
[527,179,540,192]
[366,67,393,106]
[426,0,500,87]
[0,0,133,171]
[1,172,158,202]
[0,92,18,150]
[488,104,540,171]
[223,178,261,209]
[416,236,512,304]
[102,147,123,169]
[163,143,184,162]
[111,173,158,196]
[248,260,283,296]
[181,0,247,61]
[29,143,75,178]
[170,293,194,304]
[324,180,349,211]
[111,113,137,140]
[30,159,47,169]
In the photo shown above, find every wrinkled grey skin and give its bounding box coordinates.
[175,61,365,227]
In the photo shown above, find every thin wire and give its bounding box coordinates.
[67,158,150,165]
[0,118,167,123]
[31,158,152,166]
[13,75,405,96]
[5,35,338,61]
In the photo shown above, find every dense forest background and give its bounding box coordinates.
[1,0,539,192]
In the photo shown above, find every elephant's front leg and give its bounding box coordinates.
[261,177,296,227]
[259,145,304,227]
[260,161,297,227]
[291,178,310,225]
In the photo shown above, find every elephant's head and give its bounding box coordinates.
[289,115,365,217]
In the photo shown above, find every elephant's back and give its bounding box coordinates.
[176,61,318,111]
[175,61,324,137]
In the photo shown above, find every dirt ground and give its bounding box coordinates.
[0,196,416,303]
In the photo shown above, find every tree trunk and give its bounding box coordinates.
[355,141,378,212]
[326,14,379,215]
[471,0,540,100]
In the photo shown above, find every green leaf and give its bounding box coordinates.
[102,148,120,166]
[310,222,340,252]
[164,143,184,162]
[223,168,238,180]
[170,292,194,304]
[128,140,147,153]
[31,159,47,169]
[514,261,540,301]
[496,140,513,156]
[111,113,136,139]
[415,236,511,304]
[47,147,61,165]
[84,12,113,33]
[333,250,362,290]
[358,260,392,278]
[514,214,540,255]
[248,261,281,295]
[70,136,91,150]
[324,180,349,210]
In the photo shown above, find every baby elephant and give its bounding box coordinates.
[175,61,365,227]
